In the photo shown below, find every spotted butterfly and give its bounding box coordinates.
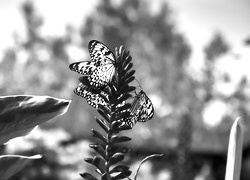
[123,90,154,128]
[74,82,108,109]
[69,40,116,89]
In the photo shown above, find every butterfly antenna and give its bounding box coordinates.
[134,78,143,90]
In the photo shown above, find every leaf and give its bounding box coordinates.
[111,147,130,155]
[80,172,98,180]
[92,129,107,144]
[118,85,129,95]
[0,95,71,144]
[120,70,135,83]
[123,76,135,86]
[122,54,132,68]
[225,117,243,180]
[110,135,119,146]
[124,62,133,72]
[89,144,107,160]
[110,121,123,133]
[112,170,132,180]
[96,118,109,133]
[117,94,132,104]
[84,158,94,164]
[0,154,42,180]
[97,110,110,123]
[123,86,136,94]
[98,105,110,117]
[101,173,112,180]
[116,136,131,143]
[92,157,106,174]
[109,153,125,166]
[110,165,130,174]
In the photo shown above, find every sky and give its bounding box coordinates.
[0,0,249,126]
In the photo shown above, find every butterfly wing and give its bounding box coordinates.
[136,91,154,122]
[124,91,154,128]
[88,63,116,88]
[74,83,107,109]
[69,61,96,75]
[88,40,116,66]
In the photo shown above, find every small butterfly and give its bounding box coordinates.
[74,82,108,109]
[69,40,116,89]
[123,90,154,128]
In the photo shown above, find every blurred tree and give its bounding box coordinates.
[203,32,230,102]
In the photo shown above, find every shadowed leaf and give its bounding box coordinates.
[92,129,107,144]
[0,95,70,144]
[109,153,125,166]
[0,154,42,180]
[80,172,98,180]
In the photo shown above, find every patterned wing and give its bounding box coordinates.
[69,61,96,75]
[124,90,154,128]
[87,63,116,88]
[70,40,116,89]
[88,40,116,66]
[74,83,107,109]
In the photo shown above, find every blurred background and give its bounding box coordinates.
[0,0,250,179]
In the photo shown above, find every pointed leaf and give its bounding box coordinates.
[84,158,94,164]
[89,144,107,160]
[80,172,98,180]
[123,86,136,94]
[122,55,132,68]
[110,135,119,146]
[117,136,132,143]
[118,124,132,131]
[92,129,107,144]
[124,62,133,72]
[97,110,110,123]
[96,118,109,133]
[111,121,123,133]
[0,154,42,180]
[0,95,70,144]
[120,70,135,83]
[112,171,132,180]
[108,146,130,156]
[92,157,106,174]
[110,165,130,174]
[98,105,110,117]
[101,173,112,180]
[118,85,129,95]
[124,76,135,86]
[109,153,125,166]
[117,94,132,104]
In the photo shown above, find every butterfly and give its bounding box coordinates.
[69,40,116,89]
[123,90,154,128]
[74,82,108,109]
